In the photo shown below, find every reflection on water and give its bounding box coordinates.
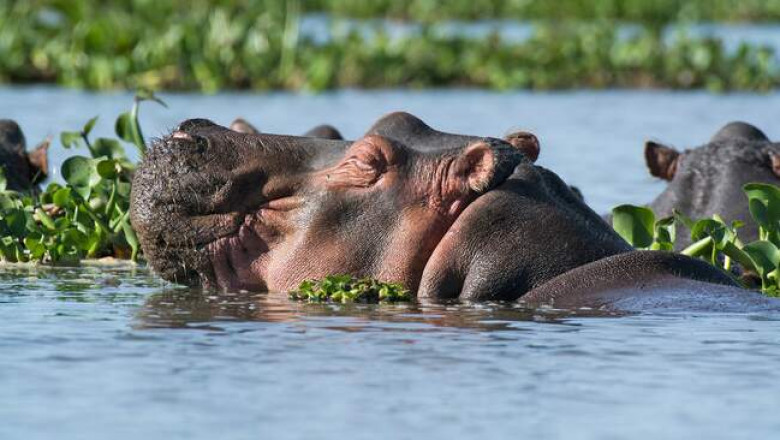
[2,264,780,440]
[137,289,622,332]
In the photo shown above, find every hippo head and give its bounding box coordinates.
[646,121,780,244]
[131,113,628,299]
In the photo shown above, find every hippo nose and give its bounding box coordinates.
[167,129,209,154]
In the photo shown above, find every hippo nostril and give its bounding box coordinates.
[167,131,209,154]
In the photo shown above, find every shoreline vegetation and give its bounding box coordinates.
[1,1,780,92]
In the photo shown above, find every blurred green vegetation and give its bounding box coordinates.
[310,0,780,23]
[0,0,778,92]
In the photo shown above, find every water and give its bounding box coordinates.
[2,87,780,439]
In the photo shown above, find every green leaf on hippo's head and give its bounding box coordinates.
[61,156,100,199]
[92,138,126,160]
[611,204,655,248]
[742,240,780,278]
[82,116,99,137]
[60,131,82,149]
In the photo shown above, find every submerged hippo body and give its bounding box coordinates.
[131,114,779,313]
[0,120,48,191]
[645,121,779,248]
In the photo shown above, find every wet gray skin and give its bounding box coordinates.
[0,119,49,191]
[131,114,780,313]
[645,121,780,249]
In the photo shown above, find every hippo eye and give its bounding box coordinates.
[323,136,398,189]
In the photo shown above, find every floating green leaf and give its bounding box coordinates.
[290,275,411,303]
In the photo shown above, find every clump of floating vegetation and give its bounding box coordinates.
[0,91,164,263]
[290,275,412,303]
[0,1,778,92]
[308,0,780,23]
[613,183,780,297]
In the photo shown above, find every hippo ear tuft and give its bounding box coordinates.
[644,141,680,181]
[770,153,780,178]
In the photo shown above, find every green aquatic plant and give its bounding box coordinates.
[0,91,164,263]
[612,183,780,296]
[1,2,779,92]
[290,275,412,303]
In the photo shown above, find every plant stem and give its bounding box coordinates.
[681,237,713,257]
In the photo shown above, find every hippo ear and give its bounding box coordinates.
[770,153,780,178]
[451,142,500,193]
[324,136,397,189]
[230,118,260,134]
[27,138,50,184]
[644,141,680,181]
[504,131,540,162]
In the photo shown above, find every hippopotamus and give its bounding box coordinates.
[0,119,49,191]
[130,113,780,313]
[230,118,344,140]
[644,121,779,248]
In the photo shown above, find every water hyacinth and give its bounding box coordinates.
[0,1,779,92]
[0,91,163,264]
[290,275,412,303]
[612,183,780,297]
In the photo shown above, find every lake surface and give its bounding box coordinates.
[2,87,780,439]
